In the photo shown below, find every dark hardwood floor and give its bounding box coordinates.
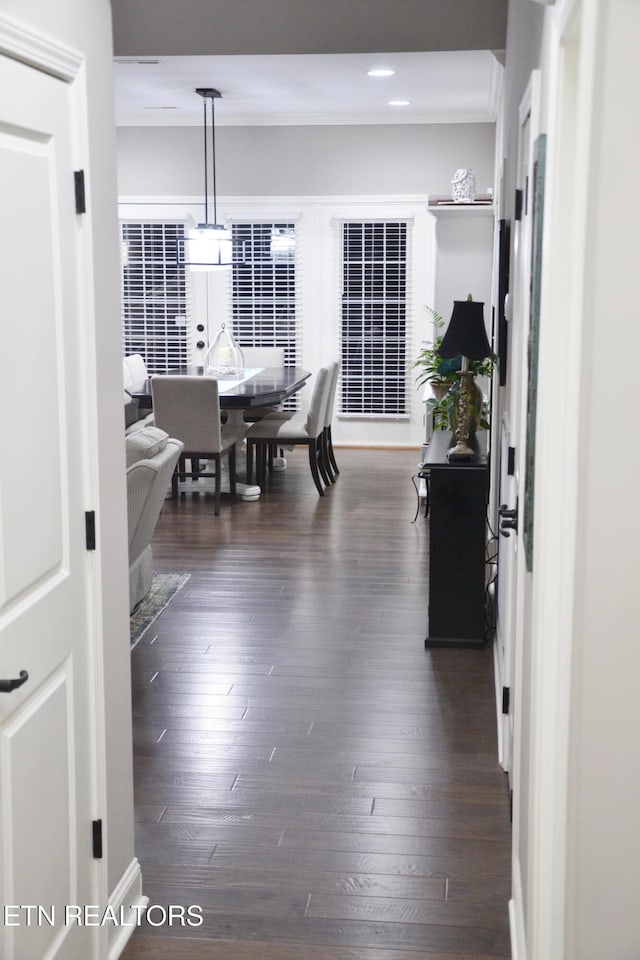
[121,447,511,960]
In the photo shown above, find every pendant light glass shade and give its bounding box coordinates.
[270,226,296,263]
[184,224,232,272]
[178,87,232,271]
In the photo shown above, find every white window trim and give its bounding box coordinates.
[120,219,192,374]
[336,217,413,421]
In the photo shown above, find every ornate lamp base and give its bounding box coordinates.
[447,439,477,461]
[447,370,480,461]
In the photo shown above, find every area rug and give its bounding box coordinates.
[130,572,190,649]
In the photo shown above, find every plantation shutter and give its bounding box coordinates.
[340,220,409,417]
[121,221,191,374]
[229,222,299,366]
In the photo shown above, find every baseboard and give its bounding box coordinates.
[509,859,527,960]
[492,634,505,767]
[333,443,422,450]
[107,857,149,960]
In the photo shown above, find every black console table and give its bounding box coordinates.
[422,431,489,648]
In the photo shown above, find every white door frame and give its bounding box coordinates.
[520,0,593,956]
[495,70,541,784]
[505,68,542,960]
[0,13,107,959]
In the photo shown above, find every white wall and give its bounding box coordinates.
[555,3,640,955]
[431,210,495,318]
[117,122,496,198]
[501,0,640,957]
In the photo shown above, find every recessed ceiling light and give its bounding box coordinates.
[367,68,395,78]
[389,99,411,107]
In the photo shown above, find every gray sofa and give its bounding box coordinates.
[126,426,183,611]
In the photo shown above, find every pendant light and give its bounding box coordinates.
[178,87,232,271]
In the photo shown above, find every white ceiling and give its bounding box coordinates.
[113,50,503,127]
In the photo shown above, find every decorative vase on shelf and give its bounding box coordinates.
[204,323,244,376]
[451,168,476,203]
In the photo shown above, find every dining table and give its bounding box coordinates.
[126,365,311,500]
[127,365,310,414]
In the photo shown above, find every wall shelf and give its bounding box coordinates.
[428,198,495,216]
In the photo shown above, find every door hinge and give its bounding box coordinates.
[92,819,103,859]
[74,170,86,214]
[85,511,96,551]
[502,686,510,714]
[507,446,516,476]
[514,188,523,221]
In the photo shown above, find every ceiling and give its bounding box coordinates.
[113,50,503,127]
[111,0,507,129]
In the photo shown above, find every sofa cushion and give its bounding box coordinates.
[125,426,169,468]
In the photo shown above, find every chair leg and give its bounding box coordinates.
[258,443,268,489]
[308,439,325,496]
[246,440,254,484]
[214,453,221,516]
[317,433,332,487]
[228,446,237,502]
[327,425,340,476]
[321,429,335,484]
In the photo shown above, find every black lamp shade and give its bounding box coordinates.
[438,300,491,360]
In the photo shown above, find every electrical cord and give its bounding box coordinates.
[484,510,499,640]
[410,475,421,523]
[410,471,430,524]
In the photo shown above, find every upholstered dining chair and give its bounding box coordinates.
[239,347,288,427]
[123,354,154,433]
[258,359,338,481]
[124,353,148,385]
[241,346,285,368]
[151,375,247,515]
[246,365,331,496]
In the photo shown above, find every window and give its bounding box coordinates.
[340,221,409,417]
[230,222,299,366]
[121,222,191,374]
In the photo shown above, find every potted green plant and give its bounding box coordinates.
[414,306,495,432]
[413,307,454,399]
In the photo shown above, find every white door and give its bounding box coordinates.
[0,52,100,960]
[495,73,541,779]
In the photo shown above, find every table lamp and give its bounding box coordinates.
[437,296,492,460]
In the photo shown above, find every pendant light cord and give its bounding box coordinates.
[211,96,218,225]
[196,88,221,229]
[202,95,209,225]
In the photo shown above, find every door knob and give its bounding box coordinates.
[0,670,29,693]
[498,502,518,537]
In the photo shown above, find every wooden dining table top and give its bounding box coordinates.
[127,365,311,411]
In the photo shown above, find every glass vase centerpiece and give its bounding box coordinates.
[205,323,244,376]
